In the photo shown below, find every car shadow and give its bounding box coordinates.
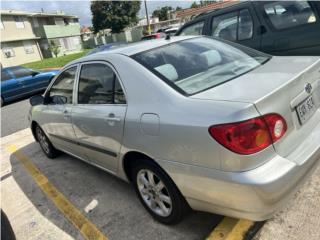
[9,142,223,240]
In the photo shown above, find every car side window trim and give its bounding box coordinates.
[44,64,79,104]
[74,61,127,106]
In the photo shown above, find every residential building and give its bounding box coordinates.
[0,10,82,67]
[0,10,42,67]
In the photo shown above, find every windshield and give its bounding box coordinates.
[132,37,270,95]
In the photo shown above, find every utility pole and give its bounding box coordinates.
[144,0,151,35]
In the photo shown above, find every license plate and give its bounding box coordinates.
[296,95,316,125]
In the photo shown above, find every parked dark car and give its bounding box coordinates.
[1,66,59,106]
[176,1,320,56]
[86,42,127,55]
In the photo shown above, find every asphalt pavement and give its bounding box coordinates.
[1,98,31,137]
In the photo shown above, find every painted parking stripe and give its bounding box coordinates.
[206,217,254,240]
[6,144,108,240]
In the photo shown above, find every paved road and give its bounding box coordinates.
[1,98,31,137]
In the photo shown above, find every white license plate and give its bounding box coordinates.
[296,95,316,125]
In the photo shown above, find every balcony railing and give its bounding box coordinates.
[34,24,80,39]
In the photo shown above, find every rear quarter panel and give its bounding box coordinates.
[109,54,273,172]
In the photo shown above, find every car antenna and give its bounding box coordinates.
[165,34,170,40]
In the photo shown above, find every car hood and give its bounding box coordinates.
[191,56,320,103]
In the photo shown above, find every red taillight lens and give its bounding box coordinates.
[208,114,287,155]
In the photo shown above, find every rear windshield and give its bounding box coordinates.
[132,37,270,95]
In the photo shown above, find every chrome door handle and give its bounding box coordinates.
[105,117,121,122]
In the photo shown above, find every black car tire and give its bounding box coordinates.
[1,96,4,107]
[131,159,189,225]
[35,125,60,158]
[1,210,16,240]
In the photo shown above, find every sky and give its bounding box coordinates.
[1,0,194,26]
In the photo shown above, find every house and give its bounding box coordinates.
[0,10,82,67]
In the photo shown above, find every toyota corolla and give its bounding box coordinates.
[29,36,320,224]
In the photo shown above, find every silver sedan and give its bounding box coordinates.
[29,36,320,224]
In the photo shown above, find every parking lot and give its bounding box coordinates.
[1,100,320,240]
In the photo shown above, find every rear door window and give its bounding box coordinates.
[78,63,126,105]
[263,1,317,30]
[179,21,204,36]
[211,9,253,41]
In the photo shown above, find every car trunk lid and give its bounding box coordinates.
[191,56,320,162]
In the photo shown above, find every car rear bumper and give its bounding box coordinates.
[158,121,320,221]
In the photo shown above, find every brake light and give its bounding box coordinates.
[208,114,287,155]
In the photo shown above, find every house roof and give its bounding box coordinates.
[175,0,240,18]
[0,9,78,19]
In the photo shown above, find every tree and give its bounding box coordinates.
[191,2,198,8]
[152,6,173,21]
[176,6,182,11]
[91,1,141,34]
[49,40,60,58]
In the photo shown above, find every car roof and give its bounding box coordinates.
[67,36,197,66]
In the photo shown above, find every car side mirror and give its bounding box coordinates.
[50,95,68,105]
[30,95,44,106]
[31,71,39,77]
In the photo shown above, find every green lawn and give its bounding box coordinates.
[22,49,90,70]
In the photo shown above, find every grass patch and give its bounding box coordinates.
[22,49,90,70]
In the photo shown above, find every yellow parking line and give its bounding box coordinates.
[206,217,254,240]
[6,145,108,240]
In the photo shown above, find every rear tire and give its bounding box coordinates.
[131,159,189,225]
[35,125,60,158]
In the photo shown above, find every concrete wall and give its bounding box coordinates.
[0,40,42,67]
[0,15,37,42]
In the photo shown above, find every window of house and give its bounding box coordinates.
[23,41,34,54]
[54,17,64,25]
[78,63,126,104]
[2,47,15,58]
[179,21,204,36]
[49,66,77,104]
[0,19,4,29]
[14,16,25,28]
[263,1,317,30]
[211,9,253,41]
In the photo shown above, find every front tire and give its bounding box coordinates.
[132,159,189,224]
[35,125,59,158]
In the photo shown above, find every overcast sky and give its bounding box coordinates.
[1,0,193,26]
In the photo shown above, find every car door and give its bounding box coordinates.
[208,4,262,50]
[40,65,85,157]
[254,1,320,55]
[72,62,127,172]
[1,68,22,101]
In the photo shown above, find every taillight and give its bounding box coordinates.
[208,114,287,155]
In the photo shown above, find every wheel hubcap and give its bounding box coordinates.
[137,169,172,217]
[37,127,50,154]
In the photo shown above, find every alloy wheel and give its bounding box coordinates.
[137,169,172,217]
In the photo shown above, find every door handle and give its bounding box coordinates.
[105,117,121,122]
[63,109,71,119]
[105,113,121,122]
